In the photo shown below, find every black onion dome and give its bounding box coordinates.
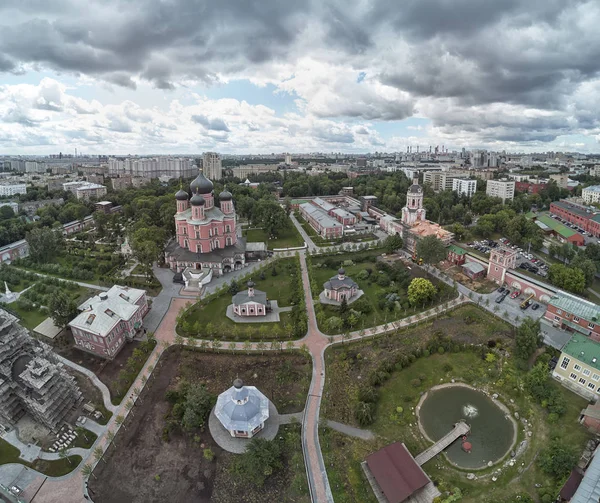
[175,189,189,201]
[219,189,233,201]
[190,170,214,194]
[338,268,345,275]
[190,193,206,206]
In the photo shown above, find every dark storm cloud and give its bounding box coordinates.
[192,115,230,132]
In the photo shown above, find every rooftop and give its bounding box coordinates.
[549,290,600,323]
[462,262,486,274]
[447,244,467,256]
[70,285,146,337]
[300,202,341,229]
[551,200,597,219]
[572,449,600,503]
[583,185,600,194]
[214,380,270,433]
[562,335,600,372]
[366,442,430,503]
[536,215,579,238]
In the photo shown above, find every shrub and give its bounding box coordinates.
[443,363,453,372]
[411,378,421,387]
[203,448,214,461]
[438,346,445,354]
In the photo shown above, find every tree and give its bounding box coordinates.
[383,235,403,254]
[49,290,79,328]
[407,278,437,306]
[571,254,597,287]
[515,318,541,362]
[93,446,104,464]
[548,264,586,294]
[182,385,215,431]
[59,446,73,465]
[538,438,578,479]
[26,227,64,263]
[416,235,447,264]
[232,438,283,487]
[252,199,290,238]
[81,463,95,480]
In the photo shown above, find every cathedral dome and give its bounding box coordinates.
[190,193,206,206]
[175,189,189,201]
[219,189,233,201]
[190,170,214,194]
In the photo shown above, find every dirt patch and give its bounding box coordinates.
[89,348,311,503]
[55,336,146,398]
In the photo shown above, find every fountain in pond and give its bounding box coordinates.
[418,386,515,469]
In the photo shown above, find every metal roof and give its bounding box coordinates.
[366,442,429,503]
[70,285,145,337]
[572,449,600,503]
[447,244,467,256]
[536,214,579,238]
[312,197,335,213]
[549,291,600,323]
[562,335,600,372]
[299,203,341,229]
[232,288,268,306]
[324,274,358,291]
[214,383,269,432]
[462,262,486,274]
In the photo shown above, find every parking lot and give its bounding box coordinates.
[466,238,550,279]
[489,285,546,323]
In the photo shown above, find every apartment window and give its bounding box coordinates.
[589,383,596,391]
[570,373,577,380]
[583,368,591,376]
[589,322,596,329]
[574,316,580,322]
[593,373,600,381]
[557,309,562,315]
[579,377,587,385]
[574,364,582,371]
[560,357,570,369]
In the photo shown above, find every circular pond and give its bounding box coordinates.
[417,385,516,469]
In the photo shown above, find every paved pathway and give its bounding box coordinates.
[55,356,117,414]
[13,269,109,292]
[325,420,375,441]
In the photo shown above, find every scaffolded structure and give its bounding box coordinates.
[0,309,82,431]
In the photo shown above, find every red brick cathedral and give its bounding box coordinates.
[165,169,246,275]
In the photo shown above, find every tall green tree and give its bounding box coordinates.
[548,264,586,294]
[49,290,79,329]
[26,227,64,263]
[383,234,403,254]
[515,319,541,362]
[416,235,447,264]
[538,438,578,479]
[181,385,215,431]
[407,278,437,306]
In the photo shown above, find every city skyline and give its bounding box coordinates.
[0,1,600,155]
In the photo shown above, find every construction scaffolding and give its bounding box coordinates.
[0,309,82,431]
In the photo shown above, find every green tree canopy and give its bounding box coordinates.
[407,277,437,306]
[232,438,283,487]
[416,236,447,264]
[26,227,64,263]
[49,290,79,328]
[548,263,586,294]
[181,385,215,431]
[538,438,578,479]
[515,318,541,362]
[383,234,404,254]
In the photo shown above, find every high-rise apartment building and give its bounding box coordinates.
[452,178,477,198]
[0,183,27,196]
[202,152,222,181]
[108,157,196,179]
[486,179,515,203]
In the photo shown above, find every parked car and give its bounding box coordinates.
[495,295,505,304]
[510,291,520,299]
[497,286,505,293]
[520,300,532,310]
[532,303,540,310]
[519,263,527,269]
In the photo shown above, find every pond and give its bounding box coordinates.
[418,385,515,469]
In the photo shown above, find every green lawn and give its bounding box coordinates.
[178,257,306,340]
[320,306,591,503]
[73,429,98,449]
[0,438,81,477]
[309,251,457,334]
[245,223,304,249]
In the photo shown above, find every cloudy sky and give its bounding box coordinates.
[1,0,600,155]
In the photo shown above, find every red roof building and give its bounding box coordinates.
[365,442,430,503]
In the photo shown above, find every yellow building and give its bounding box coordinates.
[553,334,600,401]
